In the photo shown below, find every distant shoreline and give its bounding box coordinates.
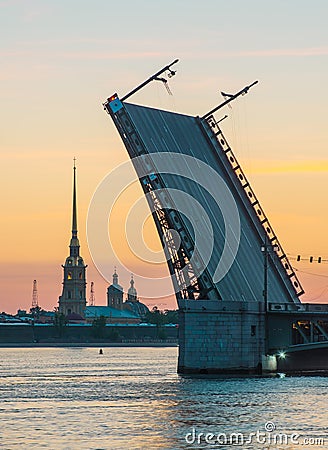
[0,342,178,348]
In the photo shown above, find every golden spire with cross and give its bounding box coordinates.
[72,157,77,237]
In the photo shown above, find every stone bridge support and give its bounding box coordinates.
[177,299,271,374]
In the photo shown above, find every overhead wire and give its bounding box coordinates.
[292,267,328,279]
[302,285,328,301]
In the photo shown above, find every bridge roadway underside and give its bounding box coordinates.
[178,300,328,375]
[269,309,328,374]
[277,344,328,375]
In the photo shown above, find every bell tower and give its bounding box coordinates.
[58,161,87,317]
[107,268,124,310]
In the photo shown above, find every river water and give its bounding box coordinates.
[0,346,327,449]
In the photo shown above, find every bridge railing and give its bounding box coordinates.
[269,302,328,313]
[202,114,304,299]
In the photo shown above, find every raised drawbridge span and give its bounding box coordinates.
[103,61,328,374]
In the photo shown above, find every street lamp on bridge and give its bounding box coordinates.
[261,238,279,354]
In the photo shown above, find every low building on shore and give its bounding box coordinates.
[85,305,141,324]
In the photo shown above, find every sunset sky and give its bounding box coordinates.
[1,0,328,313]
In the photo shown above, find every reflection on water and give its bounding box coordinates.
[0,347,327,449]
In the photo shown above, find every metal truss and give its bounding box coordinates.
[104,96,220,302]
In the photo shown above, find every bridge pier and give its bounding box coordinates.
[177,299,272,374]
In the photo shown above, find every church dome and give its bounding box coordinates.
[124,300,149,318]
[127,275,137,302]
[128,285,137,297]
[124,275,149,318]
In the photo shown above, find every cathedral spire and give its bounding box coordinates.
[72,157,77,238]
[70,159,80,255]
[59,160,87,318]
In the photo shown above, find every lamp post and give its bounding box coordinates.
[261,237,279,354]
